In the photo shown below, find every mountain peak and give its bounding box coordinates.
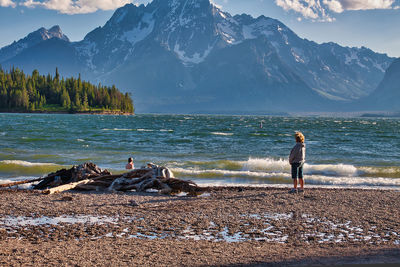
[41,25,69,42]
[0,25,70,62]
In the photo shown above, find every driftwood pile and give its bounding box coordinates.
[29,162,203,196]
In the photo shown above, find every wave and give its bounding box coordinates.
[358,166,400,178]
[172,167,289,179]
[102,128,135,131]
[241,158,400,178]
[0,160,65,177]
[305,175,400,187]
[170,157,400,187]
[305,163,358,177]
[184,160,243,171]
[242,158,288,172]
[211,132,233,136]
[102,128,160,132]
[0,160,56,167]
[174,167,400,187]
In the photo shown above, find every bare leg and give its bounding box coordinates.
[299,178,304,189]
[293,179,298,189]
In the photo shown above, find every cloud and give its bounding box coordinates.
[276,0,397,22]
[332,0,395,11]
[276,0,335,22]
[0,0,16,8]
[21,0,133,14]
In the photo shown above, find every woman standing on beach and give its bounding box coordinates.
[289,132,306,193]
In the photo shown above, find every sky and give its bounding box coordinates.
[0,0,399,57]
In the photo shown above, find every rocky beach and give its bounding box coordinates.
[1,187,399,266]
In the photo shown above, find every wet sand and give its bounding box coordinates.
[0,187,399,266]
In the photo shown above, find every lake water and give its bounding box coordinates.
[0,113,399,188]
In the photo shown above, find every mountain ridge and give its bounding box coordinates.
[0,0,395,113]
[0,26,69,63]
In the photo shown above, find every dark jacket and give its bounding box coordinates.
[289,142,306,164]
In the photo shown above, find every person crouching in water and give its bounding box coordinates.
[289,132,306,193]
[126,157,134,170]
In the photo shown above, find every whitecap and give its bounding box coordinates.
[242,158,288,172]
[171,167,289,179]
[211,132,233,136]
[305,163,358,177]
[102,128,134,131]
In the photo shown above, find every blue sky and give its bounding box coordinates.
[0,0,399,57]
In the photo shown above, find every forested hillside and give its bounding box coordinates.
[0,67,134,114]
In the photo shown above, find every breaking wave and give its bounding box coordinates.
[170,157,400,187]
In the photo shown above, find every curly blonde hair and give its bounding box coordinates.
[295,131,305,143]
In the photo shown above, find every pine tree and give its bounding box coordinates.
[60,89,71,109]
[0,67,134,113]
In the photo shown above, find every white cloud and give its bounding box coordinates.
[0,0,16,8]
[275,0,335,22]
[335,0,395,11]
[276,0,397,22]
[22,0,133,14]
[323,0,343,13]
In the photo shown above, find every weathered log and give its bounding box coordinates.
[138,178,158,192]
[158,181,172,195]
[0,177,44,188]
[161,178,204,196]
[42,179,93,194]
[34,169,70,189]
[123,169,152,178]
[118,176,157,192]
[91,174,124,181]
[34,162,204,196]
[34,163,111,190]
[107,178,133,191]
[129,171,154,183]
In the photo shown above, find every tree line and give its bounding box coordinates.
[0,67,134,114]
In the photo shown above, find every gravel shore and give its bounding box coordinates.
[1,187,399,266]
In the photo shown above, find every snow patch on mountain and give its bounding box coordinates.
[372,61,386,73]
[291,47,307,64]
[174,43,214,65]
[217,21,240,44]
[122,12,155,46]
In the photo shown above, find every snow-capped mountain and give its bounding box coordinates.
[0,0,395,113]
[0,26,69,63]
